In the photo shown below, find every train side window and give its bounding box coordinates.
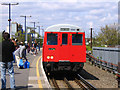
[47,33,58,45]
[72,34,83,45]
[62,34,68,45]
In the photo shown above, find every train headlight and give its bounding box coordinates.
[47,56,50,59]
[51,56,54,59]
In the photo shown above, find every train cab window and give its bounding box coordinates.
[47,33,58,45]
[72,34,83,45]
[62,34,68,45]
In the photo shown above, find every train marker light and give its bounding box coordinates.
[47,56,50,59]
[51,56,54,59]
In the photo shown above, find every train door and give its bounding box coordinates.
[59,32,70,61]
[70,32,86,62]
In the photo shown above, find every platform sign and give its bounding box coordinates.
[71,29,75,31]
[60,28,69,31]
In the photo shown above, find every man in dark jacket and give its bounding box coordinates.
[1,31,15,89]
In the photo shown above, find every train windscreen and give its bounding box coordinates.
[47,33,58,45]
[62,34,68,45]
[72,34,83,45]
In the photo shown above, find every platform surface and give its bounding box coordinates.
[0,49,51,89]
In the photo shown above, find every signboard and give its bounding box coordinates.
[60,28,69,31]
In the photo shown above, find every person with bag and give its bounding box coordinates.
[14,43,28,68]
[27,43,30,53]
[1,31,16,89]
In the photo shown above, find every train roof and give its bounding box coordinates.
[45,24,84,32]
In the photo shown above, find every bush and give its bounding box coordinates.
[86,45,92,51]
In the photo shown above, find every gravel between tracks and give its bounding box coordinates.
[82,60,118,88]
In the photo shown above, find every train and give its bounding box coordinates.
[42,24,86,73]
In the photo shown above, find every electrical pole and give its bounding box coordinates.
[90,28,93,49]
[20,15,31,45]
[37,26,43,38]
[1,3,19,38]
[42,29,44,39]
[37,26,43,51]
[30,22,39,41]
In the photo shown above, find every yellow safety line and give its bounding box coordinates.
[36,56,43,88]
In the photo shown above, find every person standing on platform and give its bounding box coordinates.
[38,41,40,51]
[14,44,28,68]
[1,31,16,89]
[27,43,30,53]
[33,40,38,54]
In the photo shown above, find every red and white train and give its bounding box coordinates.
[42,24,86,72]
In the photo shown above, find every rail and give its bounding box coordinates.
[48,73,97,89]
[51,77,60,89]
[75,78,87,89]
[64,77,74,90]
[77,74,97,90]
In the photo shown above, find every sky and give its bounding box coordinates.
[0,0,119,37]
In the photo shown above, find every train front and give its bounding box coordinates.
[42,24,86,73]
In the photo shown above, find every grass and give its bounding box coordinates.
[86,45,92,51]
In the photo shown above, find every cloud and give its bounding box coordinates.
[33,2,106,12]
[100,17,106,22]
[74,16,81,21]
[45,17,53,21]
[40,2,61,10]
[112,5,117,9]
[89,9,104,15]
[99,13,117,22]
[58,0,78,3]
[0,14,8,16]
[1,0,38,3]
[77,0,119,2]
[87,22,93,28]
[0,1,118,35]
[1,0,119,3]
[85,15,99,20]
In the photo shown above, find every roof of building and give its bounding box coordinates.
[45,24,84,32]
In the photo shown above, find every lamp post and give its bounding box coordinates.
[27,27,35,46]
[42,29,44,39]
[37,26,43,51]
[90,27,93,49]
[1,3,19,37]
[36,26,43,38]
[30,22,39,41]
[20,15,31,45]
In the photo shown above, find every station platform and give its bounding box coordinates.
[0,49,51,89]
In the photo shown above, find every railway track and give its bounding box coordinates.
[48,73,97,90]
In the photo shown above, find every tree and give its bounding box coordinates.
[14,29,43,46]
[95,25,119,47]
[15,30,25,43]
[0,32,2,42]
[118,32,120,45]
